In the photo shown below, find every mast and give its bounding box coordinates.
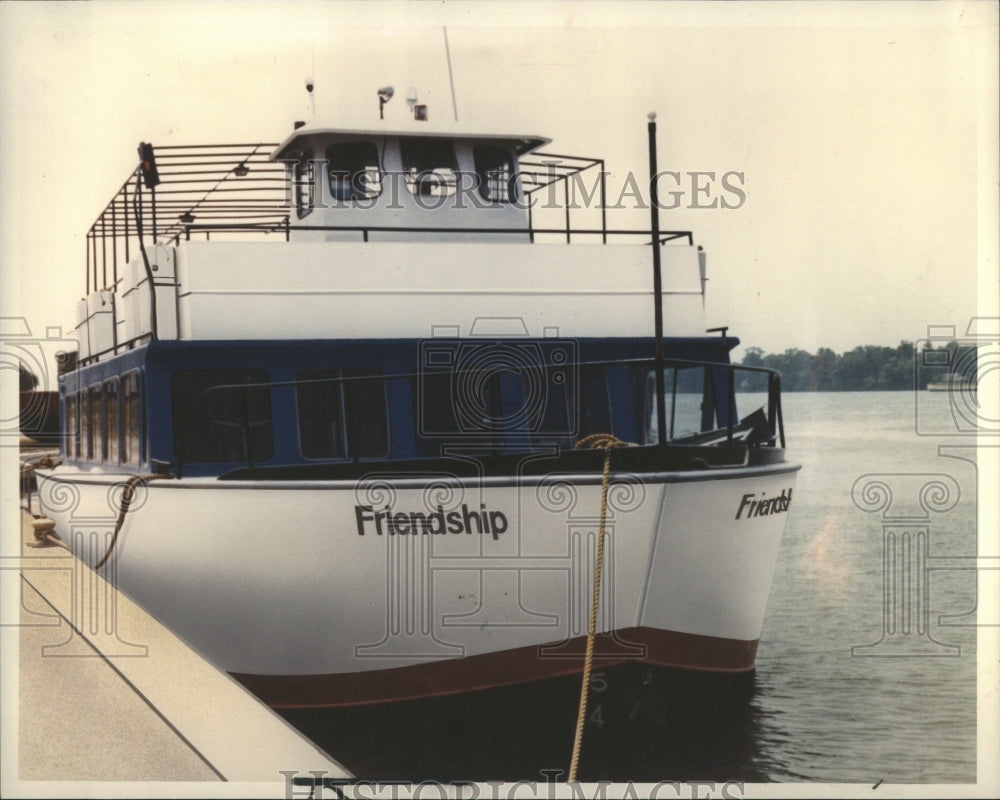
[647,113,667,446]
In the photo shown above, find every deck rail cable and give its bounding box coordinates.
[83,143,691,297]
[172,355,785,479]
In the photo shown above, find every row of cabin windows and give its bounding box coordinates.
[65,373,143,465]
[293,139,517,216]
[169,364,716,467]
[66,365,715,467]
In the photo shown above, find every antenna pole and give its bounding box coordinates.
[648,113,667,446]
[444,27,459,122]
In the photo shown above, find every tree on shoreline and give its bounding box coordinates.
[738,341,977,391]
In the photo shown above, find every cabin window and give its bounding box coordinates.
[77,391,88,461]
[296,369,389,460]
[474,145,516,203]
[643,367,707,443]
[292,154,316,218]
[326,142,382,201]
[401,137,457,198]
[65,394,78,460]
[121,371,142,466]
[171,369,272,464]
[87,387,100,460]
[577,365,613,438]
[532,370,572,447]
[418,366,573,456]
[417,370,503,444]
[102,379,119,464]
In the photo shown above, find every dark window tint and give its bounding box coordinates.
[296,369,389,460]
[326,142,382,201]
[401,138,457,197]
[343,369,390,458]
[577,365,612,438]
[296,369,345,459]
[532,368,573,448]
[172,369,272,464]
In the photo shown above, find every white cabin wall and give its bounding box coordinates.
[173,240,706,341]
[120,245,178,343]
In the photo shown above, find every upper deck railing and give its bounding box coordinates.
[84,142,693,295]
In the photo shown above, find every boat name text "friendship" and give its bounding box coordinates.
[355,504,508,539]
[735,488,793,520]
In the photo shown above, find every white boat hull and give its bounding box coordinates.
[34,462,796,706]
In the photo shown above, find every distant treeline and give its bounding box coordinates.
[738,341,979,391]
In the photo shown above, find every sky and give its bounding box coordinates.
[0,3,998,797]
[1,1,997,381]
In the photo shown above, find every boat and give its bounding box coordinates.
[926,372,977,392]
[32,87,800,779]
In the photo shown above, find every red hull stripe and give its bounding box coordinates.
[232,627,759,709]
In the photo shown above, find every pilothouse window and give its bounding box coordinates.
[326,142,382,201]
[401,138,457,197]
[474,145,516,203]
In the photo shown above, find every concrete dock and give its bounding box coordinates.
[3,508,350,797]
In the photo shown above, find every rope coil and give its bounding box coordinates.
[568,433,632,782]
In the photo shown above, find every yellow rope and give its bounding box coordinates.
[567,433,631,782]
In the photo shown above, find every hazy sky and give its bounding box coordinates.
[1,0,997,376]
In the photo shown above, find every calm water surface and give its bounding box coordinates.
[750,390,979,784]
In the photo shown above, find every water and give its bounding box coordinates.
[749,391,979,784]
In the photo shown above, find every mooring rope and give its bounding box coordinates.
[95,473,172,569]
[568,433,632,782]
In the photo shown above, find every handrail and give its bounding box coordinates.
[175,222,692,245]
[171,355,785,478]
[83,142,693,296]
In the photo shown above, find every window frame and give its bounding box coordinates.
[102,378,120,464]
[121,370,143,467]
[64,393,78,460]
[295,368,390,461]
